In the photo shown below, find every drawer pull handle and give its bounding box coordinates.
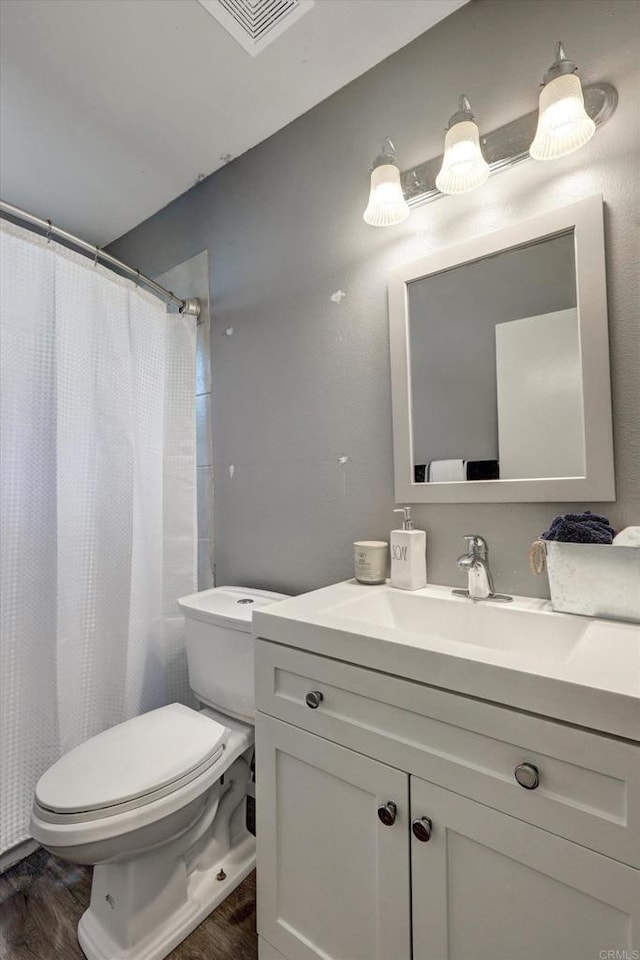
[412,817,433,842]
[377,801,397,826]
[514,762,540,790]
[305,690,324,710]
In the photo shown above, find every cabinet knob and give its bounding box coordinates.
[305,690,324,710]
[377,801,397,826]
[514,762,540,790]
[412,817,433,842]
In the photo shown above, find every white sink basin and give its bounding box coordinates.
[253,579,640,741]
[325,589,586,663]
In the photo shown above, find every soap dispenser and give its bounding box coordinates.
[390,507,427,590]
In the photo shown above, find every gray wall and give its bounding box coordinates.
[109,0,640,599]
[409,232,576,465]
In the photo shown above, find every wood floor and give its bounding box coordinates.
[0,848,258,960]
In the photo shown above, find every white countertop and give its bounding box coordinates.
[253,580,640,742]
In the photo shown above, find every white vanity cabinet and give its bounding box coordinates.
[255,715,411,960]
[410,777,639,960]
[255,638,640,960]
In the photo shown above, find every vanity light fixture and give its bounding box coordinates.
[530,42,596,161]
[363,46,617,225]
[363,138,410,227]
[435,96,490,195]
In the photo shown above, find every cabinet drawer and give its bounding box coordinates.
[255,639,640,868]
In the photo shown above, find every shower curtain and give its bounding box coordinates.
[0,220,197,857]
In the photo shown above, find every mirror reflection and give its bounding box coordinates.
[408,231,585,483]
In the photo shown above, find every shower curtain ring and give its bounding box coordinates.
[135,269,141,287]
[46,220,52,243]
[94,246,100,266]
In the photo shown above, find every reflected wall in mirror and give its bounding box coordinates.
[388,196,615,503]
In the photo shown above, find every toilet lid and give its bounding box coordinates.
[35,704,228,815]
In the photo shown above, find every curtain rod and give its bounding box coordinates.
[0,199,201,318]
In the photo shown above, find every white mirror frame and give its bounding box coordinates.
[388,195,615,503]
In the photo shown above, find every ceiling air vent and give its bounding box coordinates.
[198,0,315,57]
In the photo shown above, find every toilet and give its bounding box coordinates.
[30,586,286,960]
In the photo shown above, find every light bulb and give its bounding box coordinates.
[530,42,595,161]
[363,140,410,227]
[435,96,489,195]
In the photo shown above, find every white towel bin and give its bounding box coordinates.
[544,541,640,624]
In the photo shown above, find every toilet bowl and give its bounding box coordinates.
[30,586,287,960]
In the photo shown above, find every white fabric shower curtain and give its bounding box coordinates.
[0,220,197,856]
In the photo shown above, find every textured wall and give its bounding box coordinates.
[109,0,640,599]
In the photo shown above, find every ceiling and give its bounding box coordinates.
[0,0,467,246]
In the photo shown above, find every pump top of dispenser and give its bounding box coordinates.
[394,507,414,531]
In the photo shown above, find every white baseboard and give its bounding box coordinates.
[0,838,39,874]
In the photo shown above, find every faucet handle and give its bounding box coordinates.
[463,534,488,557]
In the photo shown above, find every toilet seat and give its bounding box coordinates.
[30,709,252,853]
[34,703,228,824]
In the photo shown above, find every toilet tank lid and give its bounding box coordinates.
[177,586,288,632]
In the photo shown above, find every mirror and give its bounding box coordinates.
[408,231,582,483]
[388,196,615,503]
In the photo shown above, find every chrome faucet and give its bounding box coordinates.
[453,535,512,602]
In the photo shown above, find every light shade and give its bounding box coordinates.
[530,73,595,161]
[530,43,595,162]
[363,159,410,227]
[435,97,490,195]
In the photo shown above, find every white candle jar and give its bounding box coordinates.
[353,540,388,585]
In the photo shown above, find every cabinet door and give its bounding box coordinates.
[256,713,411,960]
[411,776,640,960]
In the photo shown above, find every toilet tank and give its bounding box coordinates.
[177,586,288,722]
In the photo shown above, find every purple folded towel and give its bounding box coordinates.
[561,512,612,526]
[541,511,616,545]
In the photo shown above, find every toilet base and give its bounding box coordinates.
[77,827,255,960]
